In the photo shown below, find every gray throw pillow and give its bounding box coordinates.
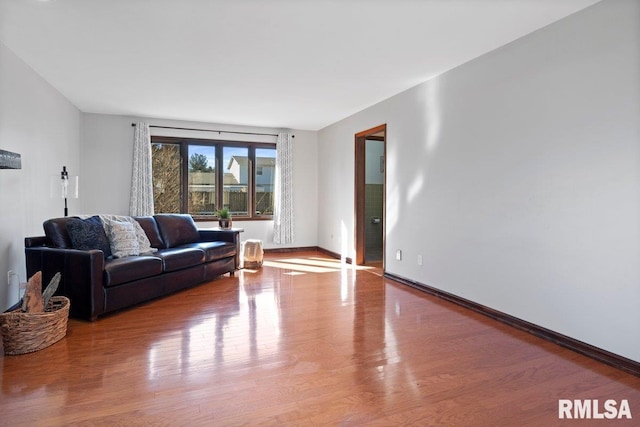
[106,219,140,258]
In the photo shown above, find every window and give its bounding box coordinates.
[188,145,216,216]
[224,146,249,216]
[151,136,276,220]
[151,143,181,213]
[255,148,276,215]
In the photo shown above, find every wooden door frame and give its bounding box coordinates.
[354,124,386,266]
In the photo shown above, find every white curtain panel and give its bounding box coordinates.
[129,122,155,216]
[273,132,295,244]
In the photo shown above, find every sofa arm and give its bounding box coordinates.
[24,246,106,320]
[198,229,238,244]
[25,235,48,248]
[198,229,242,268]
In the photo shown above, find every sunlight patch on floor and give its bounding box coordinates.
[283,271,307,276]
[296,257,375,270]
[261,257,376,275]
[262,260,337,274]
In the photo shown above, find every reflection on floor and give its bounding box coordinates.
[2,249,639,426]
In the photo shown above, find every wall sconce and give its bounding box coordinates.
[50,166,78,217]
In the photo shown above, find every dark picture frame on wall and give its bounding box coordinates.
[0,149,22,169]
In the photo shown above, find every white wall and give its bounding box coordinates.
[318,0,640,362]
[0,42,80,311]
[80,114,318,249]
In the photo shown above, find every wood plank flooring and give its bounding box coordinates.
[2,250,640,426]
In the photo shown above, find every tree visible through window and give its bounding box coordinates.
[151,136,276,220]
[151,143,181,213]
[188,145,216,215]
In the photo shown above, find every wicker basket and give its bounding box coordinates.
[0,296,70,355]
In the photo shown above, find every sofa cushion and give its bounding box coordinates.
[66,216,112,258]
[133,216,164,249]
[182,241,236,263]
[155,247,205,272]
[103,256,163,288]
[106,219,140,258]
[43,217,79,248]
[154,214,199,249]
[131,220,156,254]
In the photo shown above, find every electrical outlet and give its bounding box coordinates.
[417,255,423,266]
[396,250,402,261]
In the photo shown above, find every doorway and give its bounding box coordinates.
[355,124,386,268]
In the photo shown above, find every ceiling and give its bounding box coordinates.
[0,0,601,131]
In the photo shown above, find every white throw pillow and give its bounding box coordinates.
[107,219,140,258]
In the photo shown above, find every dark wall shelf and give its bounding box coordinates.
[0,149,21,169]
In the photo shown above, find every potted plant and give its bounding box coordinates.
[216,208,232,229]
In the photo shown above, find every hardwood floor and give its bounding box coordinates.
[2,250,640,426]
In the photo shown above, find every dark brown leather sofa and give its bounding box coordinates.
[25,214,239,321]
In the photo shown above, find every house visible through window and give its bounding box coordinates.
[151,136,276,220]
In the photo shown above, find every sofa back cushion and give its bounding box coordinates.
[154,214,199,248]
[133,216,164,249]
[43,217,79,248]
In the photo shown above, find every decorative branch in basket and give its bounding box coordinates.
[20,272,62,313]
[42,273,61,307]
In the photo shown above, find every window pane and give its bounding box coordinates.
[224,146,249,216]
[151,143,181,213]
[188,145,216,216]
[256,147,276,216]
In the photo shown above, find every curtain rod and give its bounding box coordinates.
[131,123,294,138]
